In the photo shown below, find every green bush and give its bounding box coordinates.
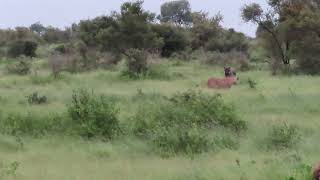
[152,24,189,57]
[213,135,240,150]
[26,92,47,105]
[152,126,211,156]
[267,123,301,150]
[296,54,320,75]
[121,49,148,78]
[0,161,20,178]
[170,91,247,131]
[132,90,246,156]
[248,78,257,89]
[145,63,172,80]
[7,40,38,58]
[285,164,313,180]
[54,44,68,54]
[0,112,66,137]
[6,59,31,75]
[68,89,120,139]
[202,51,248,67]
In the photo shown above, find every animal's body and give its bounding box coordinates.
[207,67,238,89]
[207,76,238,89]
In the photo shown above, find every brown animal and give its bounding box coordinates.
[313,164,320,180]
[207,67,238,89]
[207,76,238,89]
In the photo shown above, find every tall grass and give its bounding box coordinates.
[0,60,319,179]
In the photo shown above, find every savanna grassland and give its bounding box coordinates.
[1,0,320,179]
[0,58,319,180]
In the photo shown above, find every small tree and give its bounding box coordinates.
[30,22,46,36]
[49,53,64,78]
[191,11,223,49]
[152,24,189,57]
[241,3,291,65]
[7,40,38,58]
[97,1,163,77]
[242,0,320,74]
[43,27,70,43]
[123,48,148,77]
[159,0,193,26]
[291,9,320,74]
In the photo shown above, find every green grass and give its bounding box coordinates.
[0,59,319,179]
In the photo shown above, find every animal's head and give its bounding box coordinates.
[224,67,232,77]
[225,67,239,81]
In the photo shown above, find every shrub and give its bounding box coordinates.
[6,58,31,75]
[202,51,248,68]
[96,52,122,69]
[239,58,251,71]
[248,78,257,89]
[285,164,313,180]
[205,29,248,53]
[26,92,47,105]
[170,48,192,61]
[213,135,240,150]
[68,89,120,139]
[54,44,68,54]
[49,52,64,78]
[48,52,83,74]
[169,91,247,132]
[152,126,212,156]
[0,161,20,178]
[267,123,301,150]
[269,58,284,76]
[132,90,246,156]
[122,49,148,78]
[0,112,66,137]
[7,40,38,58]
[296,55,320,75]
[152,24,189,57]
[145,63,172,80]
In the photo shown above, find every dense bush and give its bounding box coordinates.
[0,112,66,137]
[43,27,71,43]
[54,44,69,54]
[144,63,172,80]
[267,123,301,150]
[7,40,38,58]
[205,29,248,53]
[247,78,257,89]
[152,126,212,156]
[68,89,120,139]
[295,34,320,75]
[27,92,47,105]
[201,51,248,68]
[170,48,193,61]
[96,52,122,68]
[152,24,189,57]
[49,52,64,78]
[132,90,246,156]
[285,164,313,180]
[122,49,148,78]
[6,58,31,75]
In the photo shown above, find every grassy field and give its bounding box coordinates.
[0,59,319,180]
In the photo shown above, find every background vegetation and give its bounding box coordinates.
[0,0,319,179]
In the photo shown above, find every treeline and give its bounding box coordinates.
[0,0,249,77]
[1,0,320,76]
[242,0,320,75]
